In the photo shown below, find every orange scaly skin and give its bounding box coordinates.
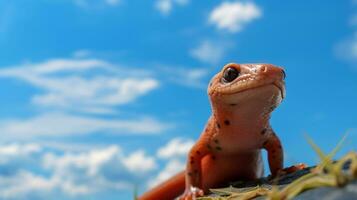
[139,63,303,200]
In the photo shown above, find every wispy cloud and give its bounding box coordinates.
[0,5,14,35]
[158,65,209,89]
[0,112,170,140]
[0,54,209,140]
[209,1,262,33]
[336,32,357,62]
[105,0,121,6]
[335,7,357,64]
[155,0,190,15]
[190,40,231,64]
[72,49,92,58]
[0,58,158,114]
[74,0,121,8]
[0,143,41,156]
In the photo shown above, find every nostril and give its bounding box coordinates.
[281,69,286,80]
[260,66,268,73]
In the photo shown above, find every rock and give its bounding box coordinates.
[204,155,357,200]
[294,180,357,200]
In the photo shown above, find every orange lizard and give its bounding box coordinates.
[139,63,305,200]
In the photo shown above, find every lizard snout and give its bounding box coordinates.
[258,64,285,81]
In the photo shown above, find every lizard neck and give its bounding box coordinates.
[211,100,272,133]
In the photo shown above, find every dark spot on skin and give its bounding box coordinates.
[194,169,198,174]
[211,155,216,160]
[190,156,194,161]
[272,149,276,154]
[196,151,201,155]
[278,144,282,149]
[207,144,212,149]
[224,120,230,125]
[261,128,267,135]
[209,82,212,87]
[216,146,222,151]
[217,123,221,129]
[263,141,268,146]
[188,172,193,176]
[190,160,194,164]
[214,139,219,144]
[230,103,237,106]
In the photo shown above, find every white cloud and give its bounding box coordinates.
[155,0,190,15]
[0,5,13,35]
[122,150,158,173]
[73,49,92,58]
[43,146,122,176]
[335,31,357,63]
[156,0,172,15]
[157,137,194,158]
[159,66,209,89]
[74,0,121,8]
[105,0,120,6]
[0,170,57,199]
[209,1,262,33]
[0,58,159,114]
[148,159,185,188]
[0,55,210,118]
[349,14,357,26]
[0,143,41,156]
[181,68,209,88]
[0,143,42,171]
[0,143,157,198]
[1,58,112,74]
[0,139,192,198]
[149,138,193,187]
[190,40,229,64]
[0,112,170,139]
[0,55,212,140]
[43,145,157,195]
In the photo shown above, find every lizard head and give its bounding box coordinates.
[208,63,286,112]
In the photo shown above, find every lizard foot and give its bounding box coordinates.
[274,163,307,177]
[283,163,307,174]
[268,163,307,183]
[178,187,204,200]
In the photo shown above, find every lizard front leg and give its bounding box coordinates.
[263,130,306,177]
[263,131,284,176]
[179,140,210,200]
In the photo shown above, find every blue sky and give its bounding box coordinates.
[0,0,356,199]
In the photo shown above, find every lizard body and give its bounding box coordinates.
[139,63,299,200]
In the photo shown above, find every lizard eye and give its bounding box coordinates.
[222,67,239,83]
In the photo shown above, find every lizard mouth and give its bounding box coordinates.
[216,77,285,99]
[272,81,285,99]
[230,82,285,99]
